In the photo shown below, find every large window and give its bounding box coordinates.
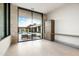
[0,3,10,40]
[0,4,4,39]
[18,8,43,41]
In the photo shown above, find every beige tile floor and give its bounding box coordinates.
[5,40,79,56]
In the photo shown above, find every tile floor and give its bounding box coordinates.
[5,40,79,56]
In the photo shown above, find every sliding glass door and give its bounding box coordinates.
[32,12,42,40]
[18,8,42,42]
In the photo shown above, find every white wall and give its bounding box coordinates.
[0,36,11,56]
[47,3,79,47]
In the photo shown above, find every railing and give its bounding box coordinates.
[52,33,79,37]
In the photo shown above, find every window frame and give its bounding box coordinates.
[18,7,44,39]
[0,3,10,40]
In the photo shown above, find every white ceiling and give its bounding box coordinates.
[14,3,64,14]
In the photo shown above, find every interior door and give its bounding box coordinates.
[45,20,55,41]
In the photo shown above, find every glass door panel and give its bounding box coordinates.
[32,12,42,40]
[18,9,32,41]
